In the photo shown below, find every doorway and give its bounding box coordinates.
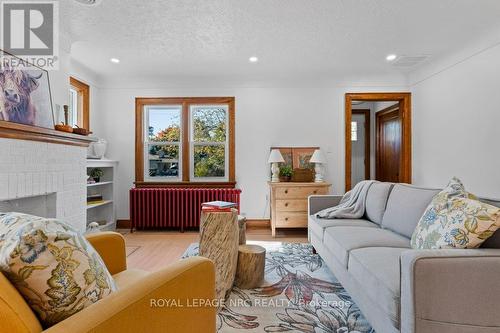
[351,110,370,186]
[345,92,411,192]
[376,104,401,182]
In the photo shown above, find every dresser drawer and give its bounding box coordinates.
[275,199,307,212]
[275,186,328,199]
[275,212,308,227]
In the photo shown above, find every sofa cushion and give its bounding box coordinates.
[411,178,500,249]
[365,182,394,224]
[382,184,440,238]
[480,198,500,248]
[0,271,42,333]
[323,226,410,267]
[348,247,407,326]
[0,213,117,328]
[308,215,378,242]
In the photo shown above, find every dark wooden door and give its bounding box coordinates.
[376,107,401,182]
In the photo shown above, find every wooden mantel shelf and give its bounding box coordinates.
[0,121,96,147]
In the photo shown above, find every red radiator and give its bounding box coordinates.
[130,188,241,231]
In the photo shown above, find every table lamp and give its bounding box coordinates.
[310,149,326,182]
[268,149,285,182]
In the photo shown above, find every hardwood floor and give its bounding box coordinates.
[120,227,308,272]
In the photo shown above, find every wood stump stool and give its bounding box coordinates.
[235,244,266,289]
[199,208,239,304]
[238,215,247,245]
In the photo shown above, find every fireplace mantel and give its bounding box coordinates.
[0,121,96,147]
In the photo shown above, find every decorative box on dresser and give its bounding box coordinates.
[269,182,331,237]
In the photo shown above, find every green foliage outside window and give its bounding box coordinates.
[194,145,225,177]
[193,107,226,177]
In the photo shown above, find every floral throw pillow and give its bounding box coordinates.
[0,213,116,328]
[411,178,500,249]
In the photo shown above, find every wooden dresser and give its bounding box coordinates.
[269,182,331,237]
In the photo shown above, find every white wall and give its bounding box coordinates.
[94,79,407,219]
[410,41,500,199]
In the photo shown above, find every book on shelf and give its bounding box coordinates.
[202,201,237,208]
[87,194,105,205]
[201,201,237,212]
[87,200,105,205]
[201,206,233,212]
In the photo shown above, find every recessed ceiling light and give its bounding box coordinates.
[110,58,120,64]
[249,56,258,63]
[386,54,397,62]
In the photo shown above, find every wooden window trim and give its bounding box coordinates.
[134,181,237,188]
[69,77,90,130]
[135,97,235,186]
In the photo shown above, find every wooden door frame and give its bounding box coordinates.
[375,104,400,181]
[351,109,371,181]
[345,92,411,192]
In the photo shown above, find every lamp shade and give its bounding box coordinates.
[268,149,285,163]
[309,149,326,164]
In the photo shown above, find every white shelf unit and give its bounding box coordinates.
[86,159,118,232]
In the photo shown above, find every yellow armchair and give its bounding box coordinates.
[0,232,216,333]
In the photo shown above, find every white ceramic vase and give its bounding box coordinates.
[93,139,107,159]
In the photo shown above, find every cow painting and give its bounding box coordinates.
[0,68,54,128]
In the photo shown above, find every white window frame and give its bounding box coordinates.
[143,105,183,182]
[189,104,229,182]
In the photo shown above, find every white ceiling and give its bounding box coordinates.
[64,0,500,81]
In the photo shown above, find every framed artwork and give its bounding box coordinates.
[276,147,292,166]
[0,50,55,129]
[270,146,318,170]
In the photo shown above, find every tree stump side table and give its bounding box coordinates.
[235,244,266,289]
[238,215,247,245]
[199,208,239,304]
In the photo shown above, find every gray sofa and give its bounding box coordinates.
[308,182,500,333]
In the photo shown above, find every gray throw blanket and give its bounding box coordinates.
[316,180,376,219]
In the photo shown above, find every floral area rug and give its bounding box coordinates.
[183,242,374,333]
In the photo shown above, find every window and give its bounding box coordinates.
[351,121,358,141]
[145,106,182,181]
[135,97,235,185]
[69,77,90,130]
[191,105,228,180]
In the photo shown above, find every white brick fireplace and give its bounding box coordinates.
[0,138,87,232]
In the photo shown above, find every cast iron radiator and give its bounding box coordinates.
[129,188,241,231]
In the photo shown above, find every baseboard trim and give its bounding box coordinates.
[117,218,271,229]
[246,219,271,228]
[117,219,131,229]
